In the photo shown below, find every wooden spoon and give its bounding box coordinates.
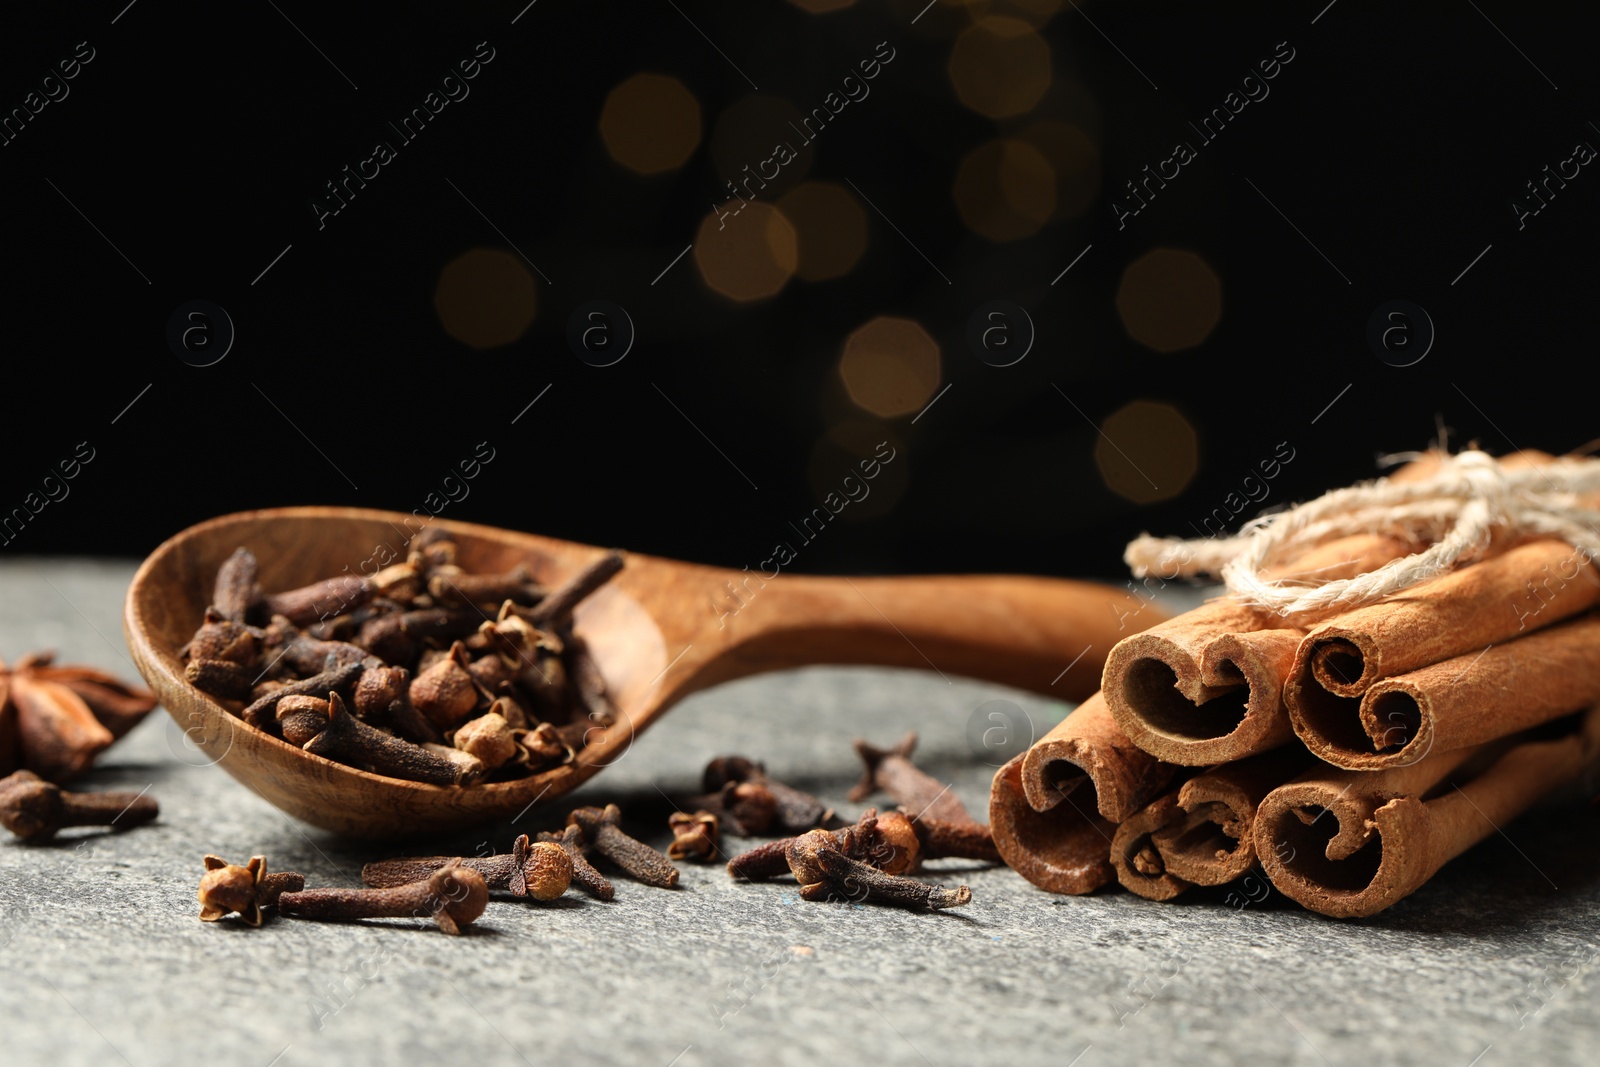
[124,507,1164,839]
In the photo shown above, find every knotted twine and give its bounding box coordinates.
[1123,450,1600,617]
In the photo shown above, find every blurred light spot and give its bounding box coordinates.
[839,317,941,418]
[953,139,1056,242]
[949,17,1052,119]
[1115,249,1223,353]
[711,96,813,197]
[599,74,701,175]
[1095,401,1198,505]
[1016,121,1100,220]
[694,202,798,302]
[776,182,868,281]
[434,248,537,349]
[788,0,854,11]
[807,420,907,521]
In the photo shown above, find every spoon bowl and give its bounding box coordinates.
[125,507,1161,839]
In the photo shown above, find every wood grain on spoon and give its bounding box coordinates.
[124,507,1167,839]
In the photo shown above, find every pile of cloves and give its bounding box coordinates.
[200,803,679,934]
[708,737,999,912]
[180,530,627,786]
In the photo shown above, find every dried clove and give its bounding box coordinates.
[568,804,679,888]
[452,712,518,770]
[727,808,920,881]
[691,780,779,835]
[515,722,574,771]
[849,732,974,824]
[239,661,364,733]
[786,829,971,910]
[703,756,833,832]
[198,854,305,925]
[667,810,721,862]
[276,696,330,747]
[566,633,619,728]
[301,694,476,786]
[278,860,489,935]
[0,770,159,842]
[187,610,261,663]
[263,575,376,627]
[182,542,629,785]
[428,565,547,608]
[212,547,261,624]
[363,835,572,901]
[536,824,615,901]
[186,659,257,701]
[518,551,624,628]
[410,643,482,730]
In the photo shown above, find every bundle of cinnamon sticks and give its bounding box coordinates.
[991,450,1600,918]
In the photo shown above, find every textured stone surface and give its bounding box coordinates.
[1,560,1597,1067]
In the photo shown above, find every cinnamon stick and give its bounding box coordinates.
[990,752,1116,895]
[1112,748,1310,900]
[1286,540,1600,764]
[1293,610,1600,769]
[1101,452,1537,766]
[1295,540,1600,697]
[1103,533,1414,765]
[1254,709,1600,918]
[1019,692,1175,822]
[990,692,1174,894]
[1110,793,1189,901]
[1150,747,1311,886]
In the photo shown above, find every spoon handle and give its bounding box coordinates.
[669,572,1167,703]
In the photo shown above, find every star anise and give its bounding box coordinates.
[0,652,159,782]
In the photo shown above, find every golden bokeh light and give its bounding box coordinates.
[788,0,854,11]
[839,317,941,418]
[599,74,702,175]
[776,182,869,281]
[953,139,1056,242]
[711,96,813,197]
[1016,121,1100,220]
[433,248,538,350]
[1095,400,1198,505]
[948,17,1052,118]
[1115,249,1224,353]
[694,201,799,302]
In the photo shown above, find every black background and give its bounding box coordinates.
[0,1,1593,583]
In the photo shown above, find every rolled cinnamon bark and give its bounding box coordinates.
[1255,709,1600,918]
[1111,748,1309,900]
[1018,692,1175,824]
[990,752,1116,895]
[991,692,1175,894]
[1103,452,1558,766]
[1286,540,1600,762]
[1150,746,1312,886]
[1110,793,1189,901]
[1293,610,1600,768]
[1103,533,1413,765]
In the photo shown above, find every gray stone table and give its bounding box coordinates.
[1,560,1596,1067]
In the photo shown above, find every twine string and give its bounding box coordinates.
[1123,450,1600,616]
